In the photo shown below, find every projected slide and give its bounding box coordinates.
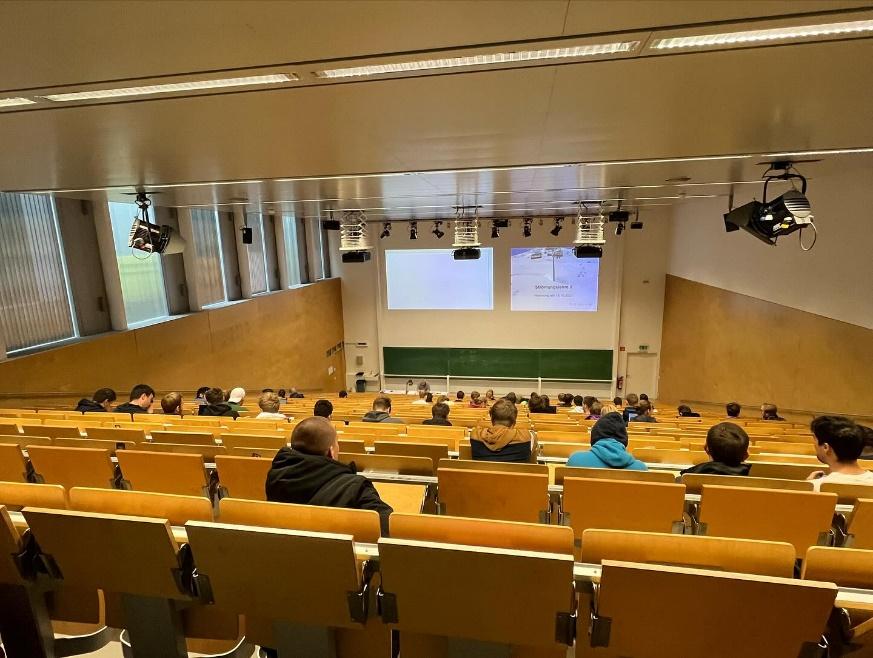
[510,247,599,312]
[386,248,494,310]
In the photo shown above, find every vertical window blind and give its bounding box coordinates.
[282,214,302,286]
[190,208,227,306]
[246,212,268,294]
[0,193,77,353]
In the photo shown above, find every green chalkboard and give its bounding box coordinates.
[383,347,613,381]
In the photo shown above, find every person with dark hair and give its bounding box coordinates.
[567,413,647,471]
[256,392,286,420]
[470,399,534,463]
[194,387,210,406]
[425,392,434,404]
[75,388,117,413]
[361,396,405,424]
[115,384,155,414]
[677,404,700,418]
[622,393,640,424]
[454,390,466,405]
[571,395,586,413]
[199,387,239,418]
[807,416,873,490]
[761,403,784,421]
[338,390,348,398]
[529,393,556,414]
[861,425,873,460]
[423,402,452,426]
[469,391,485,408]
[726,402,741,418]
[161,392,183,416]
[558,393,574,408]
[629,399,657,423]
[681,423,750,476]
[581,396,596,415]
[586,400,603,421]
[484,389,496,405]
[289,388,305,399]
[612,396,623,407]
[313,399,334,419]
[639,393,654,411]
[504,392,518,404]
[262,388,274,394]
[277,388,287,403]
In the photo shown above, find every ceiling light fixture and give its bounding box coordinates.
[315,41,639,78]
[41,73,297,102]
[0,97,36,108]
[651,18,873,50]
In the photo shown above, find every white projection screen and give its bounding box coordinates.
[385,248,494,310]
[510,247,600,311]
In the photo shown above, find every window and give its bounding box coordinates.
[0,193,77,353]
[245,212,268,294]
[190,208,227,306]
[282,214,302,286]
[108,201,169,326]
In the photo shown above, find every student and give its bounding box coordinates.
[411,390,430,405]
[289,388,305,399]
[199,387,239,418]
[425,392,434,404]
[571,395,586,413]
[255,392,286,420]
[277,388,288,403]
[622,394,640,423]
[582,396,596,415]
[726,402,741,418]
[161,392,183,416]
[313,399,334,419]
[417,381,431,394]
[681,423,751,476]
[227,387,247,412]
[639,393,655,411]
[193,387,210,406]
[484,389,496,405]
[75,388,117,413]
[807,416,873,491]
[454,391,466,405]
[361,396,405,424]
[629,399,657,423]
[338,390,348,398]
[612,396,623,408]
[423,402,452,426]
[677,404,701,418]
[262,388,274,394]
[114,384,155,415]
[266,417,393,533]
[540,394,557,413]
[468,391,485,408]
[470,399,534,463]
[558,393,574,408]
[567,413,647,471]
[504,392,518,404]
[529,393,556,414]
[586,400,603,421]
[761,403,784,421]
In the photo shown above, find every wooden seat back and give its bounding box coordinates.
[374,441,449,470]
[20,423,82,439]
[221,433,287,450]
[137,442,227,459]
[53,437,136,453]
[554,465,675,486]
[85,427,147,443]
[593,560,836,658]
[0,481,67,509]
[535,430,589,443]
[539,442,586,459]
[345,422,405,436]
[681,473,814,495]
[69,487,213,525]
[0,443,29,482]
[0,433,51,448]
[26,445,115,490]
[580,529,796,577]
[846,498,873,549]
[755,441,817,455]
[803,546,873,589]
[227,446,279,459]
[337,439,366,454]
[405,425,466,439]
[747,461,823,480]
[117,450,208,497]
[0,418,22,434]
[439,458,547,475]
[698,485,837,557]
[819,482,873,504]
[0,506,25,584]
[338,452,434,477]
[437,468,549,523]
[214,455,271,501]
[377,537,575,648]
[632,448,709,465]
[627,438,684,451]
[150,430,217,446]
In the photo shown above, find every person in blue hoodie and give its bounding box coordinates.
[566,412,647,471]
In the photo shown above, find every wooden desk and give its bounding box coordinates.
[373,482,427,514]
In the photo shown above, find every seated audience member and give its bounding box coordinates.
[571,395,586,413]
[227,387,247,412]
[254,392,286,420]
[529,393,557,414]
[469,391,485,408]
[622,393,640,423]
[681,423,751,476]
[338,390,348,398]
[639,393,655,411]
[677,404,701,418]
[423,402,452,426]
[262,388,274,393]
[600,403,619,415]
[862,425,873,460]
[726,402,741,418]
[193,387,210,406]
[629,399,657,423]
[314,399,334,419]
[504,392,519,404]
[289,388,305,399]
[266,417,393,533]
[582,396,596,415]
[199,387,239,418]
[455,390,466,405]
[807,416,873,490]
[761,403,784,421]
[418,381,431,394]
[161,392,183,416]
[362,396,405,424]
[558,393,574,408]
[586,400,603,421]
[567,413,647,471]
[484,389,496,405]
[540,394,557,413]
[425,392,434,404]
[412,390,430,405]
[612,396,623,407]
[75,388,117,413]
[277,388,288,403]
[471,399,534,463]
[115,385,155,414]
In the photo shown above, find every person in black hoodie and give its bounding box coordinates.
[681,422,751,476]
[266,417,393,533]
[198,387,239,418]
[114,384,154,415]
[422,402,452,426]
[75,388,116,413]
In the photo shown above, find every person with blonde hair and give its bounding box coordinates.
[257,392,286,420]
[161,392,183,416]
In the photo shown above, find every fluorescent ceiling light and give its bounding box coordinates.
[652,18,873,50]
[0,97,36,107]
[316,42,639,78]
[42,74,297,102]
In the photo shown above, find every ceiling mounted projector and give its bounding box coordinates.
[338,209,373,263]
[453,247,481,260]
[573,206,606,259]
[452,206,481,259]
[127,192,185,255]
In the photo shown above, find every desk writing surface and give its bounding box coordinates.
[373,482,426,514]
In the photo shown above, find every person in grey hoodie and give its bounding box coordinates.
[567,412,647,471]
[361,395,406,424]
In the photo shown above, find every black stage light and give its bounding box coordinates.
[615,222,625,236]
[724,189,812,245]
[491,221,500,239]
[409,221,418,240]
[630,221,644,230]
[380,222,392,239]
[608,210,630,223]
[432,221,445,239]
[493,219,510,228]
[522,217,533,238]
[453,247,481,260]
[550,217,564,236]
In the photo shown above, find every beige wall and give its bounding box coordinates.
[0,279,345,407]
[659,275,873,419]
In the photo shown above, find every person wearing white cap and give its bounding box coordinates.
[227,387,247,412]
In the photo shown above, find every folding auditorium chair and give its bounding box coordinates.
[338,439,367,454]
[585,560,835,657]
[137,441,228,460]
[0,481,67,511]
[553,465,676,486]
[437,458,547,475]
[535,430,592,443]
[680,473,814,495]
[626,438,685,451]
[374,432,458,451]
[150,429,218,446]
[696,485,838,558]
[0,416,22,433]
[845,498,873,549]
[227,446,280,458]
[221,433,287,451]
[20,423,83,439]
[405,425,466,440]
[0,443,30,482]
[116,450,211,498]
[437,468,550,523]
[68,487,214,525]
[26,445,117,491]
[372,482,428,514]
[820,482,873,505]
[747,461,823,480]
[538,442,586,459]
[755,441,818,455]
[85,426,147,443]
[214,455,272,501]
[373,441,449,471]
[338,452,435,477]
[560,478,686,557]
[0,433,51,449]
[631,447,709,465]
[52,437,136,453]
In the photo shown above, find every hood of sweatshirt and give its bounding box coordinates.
[474,425,530,451]
[75,399,105,412]
[266,448,356,504]
[589,438,638,468]
[362,411,390,422]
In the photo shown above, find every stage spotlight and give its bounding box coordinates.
[127,192,186,255]
[491,221,500,239]
[615,222,625,236]
[630,221,644,230]
[379,222,392,239]
[409,221,418,240]
[550,217,564,236]
[432,221,445,239]
[522,217,532,238]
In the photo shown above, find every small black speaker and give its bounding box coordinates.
[241,227,253,244]
[322,220,341,230]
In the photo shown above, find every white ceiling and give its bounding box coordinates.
[0,0,871,219]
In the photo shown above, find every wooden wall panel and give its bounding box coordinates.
[659,275,873,418]
[0,279,345,404]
